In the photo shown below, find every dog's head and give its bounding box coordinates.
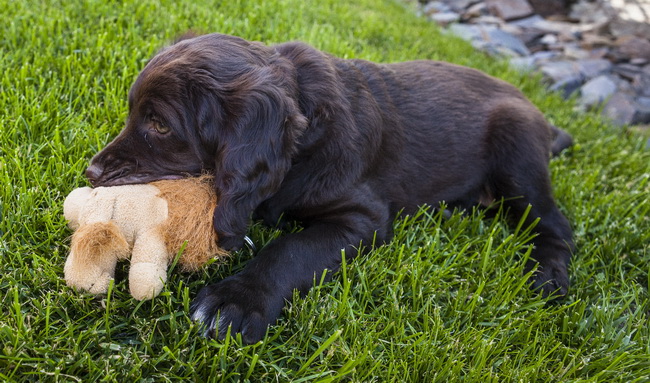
[86,33,306,188]
[86,34,308,244]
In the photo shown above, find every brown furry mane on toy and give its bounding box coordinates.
[153,174,227,271]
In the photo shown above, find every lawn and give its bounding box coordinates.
[1,0,649,381]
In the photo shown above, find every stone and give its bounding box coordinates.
[603,92,636,126]
[613,64,642,82]
[442,0,479,12]
[514,30,544,47]
[576,58,611,79]
[636,97,650,109]
[446,23,482,42]
[509,56,537,72]
[633,73,650,97]
[540,34,558,46]
[422,1,450,15]
[549,75,584,99]
[463,2,488,19]
[633,97,650,124]
[563,44,592,60]
[616,36,650,61]
[532,50,561,63]
[609,16,650,38]
[579,32,613,50]
[508,14,545,29]
[587,47,610,60]
[469,15,504,26]
[579,75,617,109]
[485,27,530,56]
[430,11,461,26]
[540,61,581,82]
[528,0,572,18]
[485,0,534,21]
[569,0,613,25]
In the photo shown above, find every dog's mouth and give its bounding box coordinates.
[86,165,188,187]
[99,173,186,187]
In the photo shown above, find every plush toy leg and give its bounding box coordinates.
[129,229,170,300]
[65,221,130,294]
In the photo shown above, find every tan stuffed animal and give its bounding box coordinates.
[63,175,228,300]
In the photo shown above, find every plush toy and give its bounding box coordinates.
[63,175,228,300]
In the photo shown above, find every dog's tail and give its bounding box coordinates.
[550,125,573,157]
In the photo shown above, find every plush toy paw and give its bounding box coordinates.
[64,253,114,295]
[128,262,168,300]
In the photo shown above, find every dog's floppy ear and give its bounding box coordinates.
[210,54,307,249]
[173,31,202,44]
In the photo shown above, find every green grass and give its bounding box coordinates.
[1,0,649,381]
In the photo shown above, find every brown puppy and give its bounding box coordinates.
[86,33,574,344]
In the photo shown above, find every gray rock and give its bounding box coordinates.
[540,34,558,46]
[422,1,451,15]
[485,0,534,21]
[633,97,650,124]
[576,59,612,79]
[508,14,545,29]
[613,64,642,82]
[463,2,488,19]
[442,0,480,13]
[469,15,505,26]
[446,23,482,42]
[509,56,537,72]
[430,11,461,26]
[609,16,650,39]
[637,97,650,109]
[549,75,584,99]
[603,92,636,126]
[637,75,650,97]
[540,61,581,82]
[485,28,530,56]
[510,16,581,35]
[580,75,617,108]
[615,36,650,61]
[531,50,561,63]
[480,43,524,58]
[569,0,613,23]
[562,44,592,60]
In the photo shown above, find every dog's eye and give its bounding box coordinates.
[151,120,171,134]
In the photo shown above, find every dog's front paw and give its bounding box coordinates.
[528,259,570,298]
[216,233,245,251]
[190,274,284,344]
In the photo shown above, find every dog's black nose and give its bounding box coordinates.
[85,163,103,186]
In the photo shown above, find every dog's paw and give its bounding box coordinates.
[529,260,570,298]
[190,275,284,344]
[216,233,245,251]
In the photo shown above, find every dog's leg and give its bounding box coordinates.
[191,195,388,344]
[486,105,574,297]
[496,176,573,297]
